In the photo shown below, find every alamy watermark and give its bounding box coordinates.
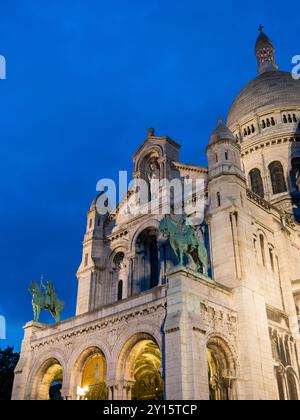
[0,55,6,80]
[0,315,6,340]
[95,171,206,222]
[292,55,300,80]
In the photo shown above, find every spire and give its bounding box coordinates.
[255,26,278,74]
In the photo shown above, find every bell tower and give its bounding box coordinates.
[76,196,105,315]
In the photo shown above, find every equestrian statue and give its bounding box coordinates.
[29,276,65,323]
[159,213,208,276]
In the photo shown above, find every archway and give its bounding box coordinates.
[207,337,237,401]
[32,358,63,400]
[118,334,163,400]
[73,347,108,400]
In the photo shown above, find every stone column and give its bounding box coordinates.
[12,321,48,400]
[122,380,135,400]
[164,267,209,400]
[106,380,119,400]
[157,237,166,286]
[125,253,136,298]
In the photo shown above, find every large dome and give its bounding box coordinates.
[227,71,300,128]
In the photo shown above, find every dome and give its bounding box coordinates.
[209,117,235,145]
[227,71,300,128]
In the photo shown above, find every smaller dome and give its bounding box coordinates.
[209,117,235,145]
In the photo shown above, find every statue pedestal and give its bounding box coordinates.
[22,321,48,346]
[24,320,48,330]
[164,267,219,400]
[167,265,214,284]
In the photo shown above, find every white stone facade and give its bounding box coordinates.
[12,30,300,400]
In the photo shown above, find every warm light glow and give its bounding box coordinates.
[77,385,89,397]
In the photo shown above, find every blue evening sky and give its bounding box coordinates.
[0,0,298,350]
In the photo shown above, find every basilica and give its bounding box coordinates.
[12,29,300,400]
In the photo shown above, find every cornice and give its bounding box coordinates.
[241,134,300,158]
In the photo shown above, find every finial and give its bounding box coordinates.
[218,116,223,125]
[258,24,264,33]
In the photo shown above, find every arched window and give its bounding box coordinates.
[249,168,264,198]
[113,253,126,303]
[117,280,123,301]
[269,161,287,195]
[287,371,299,400]
[260,234,266,267]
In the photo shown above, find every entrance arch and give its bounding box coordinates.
[31,358,63,400]
[117,333,163,400]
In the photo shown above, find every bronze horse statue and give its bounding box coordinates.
[29,279,65,323]
[159,214,208,276]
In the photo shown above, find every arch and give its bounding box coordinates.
[112,324,162,377]
[286,368,299,401]
[206,336,237,401]
[104,243,128,268]
[115,332,163,400]
[68,338,112,399]
[29,358,64,400]
[104,246,128,304]
[25,348,67,400]
[129,219,160,252]
[249,168,264,198]
[269,161,287,195]
[134,146,164,176]
[69,346,108,400]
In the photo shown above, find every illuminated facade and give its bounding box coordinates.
[13,29,300,400]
